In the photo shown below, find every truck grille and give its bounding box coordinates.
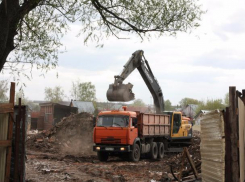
[101,137,121,144]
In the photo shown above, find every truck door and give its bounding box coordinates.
[171,113,182,137]
[128,117,138,145]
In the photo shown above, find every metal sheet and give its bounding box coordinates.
[200,110,225,182]
[139,113,170,137]
[238,98,245,182]
[0,113,9,182]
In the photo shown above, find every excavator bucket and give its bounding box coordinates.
[106,83,135,102]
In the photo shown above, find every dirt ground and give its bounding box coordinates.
[25,150,174,182]
[25,113,201,182]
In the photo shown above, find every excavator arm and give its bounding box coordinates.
[106,50,165,113]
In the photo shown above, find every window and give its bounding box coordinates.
[132,118,138,127]
[173,114,181,134]
[97,115,129,127]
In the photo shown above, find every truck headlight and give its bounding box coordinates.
[96,147,100,150]
[120,147,125,151]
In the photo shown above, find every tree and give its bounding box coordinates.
[224,93,229,106]
[164,99,172,110]
[0,0,204,75]
[15,89,28,105]
[44,86,65,102]
[179,97,200,108]
[195,98,225,113]
[0,80,8,102]
[71,81,96,102]
[132,99,145,107]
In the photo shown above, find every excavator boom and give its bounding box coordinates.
[106,50,165,113]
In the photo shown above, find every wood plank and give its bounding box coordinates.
[224,107,232,182]
[0,103,13,114]
[0,140,11,147]
[238,97,245,182]
[5,82,15,182]
[185,147,199,179]
[229,87,239,182]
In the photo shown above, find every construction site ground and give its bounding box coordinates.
[25,113,201,182]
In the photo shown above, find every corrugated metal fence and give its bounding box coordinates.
[200,110,225,182]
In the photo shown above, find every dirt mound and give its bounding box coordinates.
[26,112,95,156]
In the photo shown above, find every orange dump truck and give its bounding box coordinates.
[93,107,192,162]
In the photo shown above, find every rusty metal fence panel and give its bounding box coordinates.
[200,110,225,182]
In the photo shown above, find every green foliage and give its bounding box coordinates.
[195,98,225,113]
[164,99,172,110]
[0,80,8,102]
[224,93,229,106]
[1,0,204,77]
[15,89,28,105]
[132,99,146,107]
[71,80,96,102]
[179,97,200,108]
[15,89,40,111]
[44,86,65,102]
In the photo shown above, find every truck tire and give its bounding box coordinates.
[129,143,141,162]
[97,151,109,162]
[150,142,158,160]
[158,142,164,159]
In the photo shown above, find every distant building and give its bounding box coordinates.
[37,102,78,130]
[70,101,95,114]
[182,104,198,119]
[194,110,210,125]
[30,112,40,130]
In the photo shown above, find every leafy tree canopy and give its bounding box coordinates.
[71,80,96,102]
[0,0,204,77]
[224,93,229,106]
[164,99,172,110]
[0,80,8,102]
[179,97,200,108]
[195,98,226,113]
[15,89,28,105]
[44,86,65,102]
[132,99,145,107]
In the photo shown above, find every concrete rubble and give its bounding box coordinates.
[26,112,201,182]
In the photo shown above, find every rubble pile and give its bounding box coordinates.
[26,112,95,155]
[167,130,201,180]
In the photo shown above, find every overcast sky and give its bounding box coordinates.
[1,0,245,105]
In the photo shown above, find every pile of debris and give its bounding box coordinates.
[26,112,95,156]
[166,130,201,181]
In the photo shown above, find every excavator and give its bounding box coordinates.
[93,50,192,161]
[106,50,192,143]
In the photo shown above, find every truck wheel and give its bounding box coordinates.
[150,142,158,160]
[97,151,109,161]
[129,143,141,162]
[158,142,164,159]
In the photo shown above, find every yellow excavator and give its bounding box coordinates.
[106,50,192,148]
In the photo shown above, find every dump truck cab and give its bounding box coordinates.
[93,107,140,161]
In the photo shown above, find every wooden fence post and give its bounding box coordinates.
[229,86,239,182]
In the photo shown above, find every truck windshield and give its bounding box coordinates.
[97,115,129,127]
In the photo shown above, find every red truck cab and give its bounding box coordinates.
[93,108,139,160]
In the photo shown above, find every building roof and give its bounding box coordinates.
[110,104,123,110]
[194,110,211,119]
[71,101,95,114]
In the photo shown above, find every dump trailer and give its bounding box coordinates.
[93,107,192,162]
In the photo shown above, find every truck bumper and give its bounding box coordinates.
[93,144,131,152]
